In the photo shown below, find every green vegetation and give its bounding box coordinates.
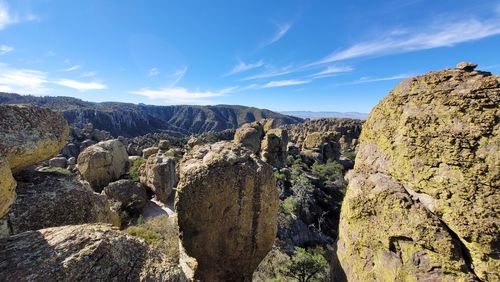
[41,167,71,175]
[128,157,146,181]
[312,161,344,186]
[282,247,329,282]
[273,170,287,181]
[125,215,179,262]
[342,150,356,161]
[280,197,299,215]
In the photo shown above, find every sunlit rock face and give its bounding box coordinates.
[334,63,499,282]
[176,141,279,281]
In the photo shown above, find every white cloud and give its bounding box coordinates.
[132,86,233,104]
[81,71,96,77]
[260,22,293,48]
[149,67,160,76]
[0,44,13,54]
[225,60,264,76]
[332,73,413,87]
[0,1,39,30]
[55,79,107,91]
[242,64,297,80]
[45,50,56,57]
[312,18,500,65]
[310,65,354,78]
[170,66,188,85]
[262,79,310,88]
[0,63,50,94]
[61,64,81,72]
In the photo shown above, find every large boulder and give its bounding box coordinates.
[335,63,499,281]
[77,139,129,192]
[233,122,264,153]
[139,152,177,204]
[102,179,148,211]
[0,105,69,217]
[176,141,279,281]
[0,170,119,237]
[0,224,184,281]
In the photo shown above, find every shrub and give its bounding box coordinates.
[281,247,329,282]
[129,157,146,182]
[274,170,287,181]
[312,161,343,185]
[125,215,179,262]
[280,197,299,215]
[342,150,356,161]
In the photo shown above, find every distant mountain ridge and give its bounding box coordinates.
[281,111,368,120]
[0,93,303,137]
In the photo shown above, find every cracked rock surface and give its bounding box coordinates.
[334,63,499,281]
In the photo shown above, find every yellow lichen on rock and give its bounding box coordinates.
[335,63,499,281]
[0,158,15,218]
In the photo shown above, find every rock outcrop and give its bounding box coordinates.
[102,179,148,212]
[233,119,289,168]
[77,139,129,192]
[139,151,177,204]
[0,170,119,237]
[335,63,499,281]
[0,105,69,217]
[176,141,279,281]
[0,224,184,281]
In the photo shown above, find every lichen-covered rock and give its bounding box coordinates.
[233,122,264,153]
[142,146,159,159]
[0,105,69,218]
[0,170,119,237]
[48,156,67,168]
[0,104,69,173]
[139,152,177,204]
[260,128,288,168]
[176,141,279,281]
[335,63,499,281]
[77,139,129,192]
[0,224,185,281]
[102,179,148,211]
[0,158,15,218]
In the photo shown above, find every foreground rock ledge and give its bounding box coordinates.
[0,224,184,281]
[176,141,279,281]
[0,104,69,217]
[334,63,499,281]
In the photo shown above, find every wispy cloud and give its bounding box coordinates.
[61,64,81,72]
[0,0,39,30]
[331,73,412,87]
[149,67,160,76]
[0,44,13,55]
[225,60,264,76]
[0,63,50,94]
[242,64,297,80]
[262,79,310,88]
[312,18,500,65]
[55,79,107,91]
[260,22,293,48]
[310,65,354,78]
[81,71,96,78]
[170,66,188,86]
[45,50,56,57]
[132,86,234,104]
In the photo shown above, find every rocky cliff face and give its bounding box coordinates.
[176,141,279,281]
[0,224,184,281]
[0,105,69,217]
[335,63,499,281]
[0,93,302,137]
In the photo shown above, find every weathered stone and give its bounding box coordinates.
[77,139,129,192]
[335,64,499,281]
[158,139,170,150]
[0,224,184,281]
[233,122,264,153]
[260,128,288,168]
[176,141,279,281]
[456,61,478,71]
[142,146,159,158]
[60,142,80,158]
[0,170,119,237]
[0,104,69,173]
[48,156,67,168]
[139,152,177,204]
[67,157,76,165]
[0,158,15,218]
[102,179,148,211]
[80,139,95,150]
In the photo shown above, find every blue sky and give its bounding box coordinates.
[0,0,499,113]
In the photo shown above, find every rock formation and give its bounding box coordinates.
[335,63,499,281]
[77,139,129,192]
[0,104,69,217]
[176,141,279,281]
[139,150,177,204]
[102,179,148,212]
[233,119,289,168]
[0,170,119,237]
[0,224,184,281]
